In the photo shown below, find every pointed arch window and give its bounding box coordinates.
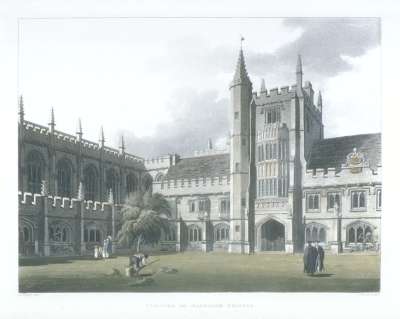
[188,225,202,242]
[126,173,138,197]
[26,151,45,194]
[214,224,230,241]
[57,159,72,197]
[106,168,119,203]
[347,222,375,244]
[49,224,71,242]
[84,225,102,243]
[83,165,97,201]
[305,223,327,243]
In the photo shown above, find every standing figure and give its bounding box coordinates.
[106,235,113,258]
[103,237,109,259]
[303,242,316,275]
[311,242,319,273]
[94,245,99,259]
[317,242,325,272]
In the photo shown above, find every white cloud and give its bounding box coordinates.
[17,18,380,157]
[323,47,381,137]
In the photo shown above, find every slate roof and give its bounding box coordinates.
[307,133,381,169]
[165,153,230,180]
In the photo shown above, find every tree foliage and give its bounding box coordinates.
[117,191,171,252]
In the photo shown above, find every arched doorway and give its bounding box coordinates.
[260,219,285,251]
[19,223,35,256]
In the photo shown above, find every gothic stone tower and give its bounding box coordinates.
[249,54,324,254]
[229,48,253,253]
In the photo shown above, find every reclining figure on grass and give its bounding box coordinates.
[126,253,149,277]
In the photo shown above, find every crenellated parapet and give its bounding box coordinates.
[254,85,295,100]
[304,165,382,188]
[20,119,145,169]
[145,154,180,171]
[253,82,322,115]
[18,191,121,218]
[153,175,230,196]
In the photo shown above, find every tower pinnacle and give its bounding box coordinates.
[260,78,266,94]
[232,46,251,85]
[99,126,105,147]
[76,118,83,139]
[296,54,303,96]
[119,134,125,154]
[296,54,303,75]
[317,90,323,111]
[49,107,55,132]
[18,95,24,123]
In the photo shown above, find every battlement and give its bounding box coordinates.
[81,138,100,150]
[23,121,50,135]
[304,165,382,187]
[18,191,115,213]
[145,154,180,170]
[54,130,78,143]
[153,175,230,196]
[21,119,144,165]
[254,85,295,100]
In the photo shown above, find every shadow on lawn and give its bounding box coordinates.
[312,273,334,278]
[19,256,117,267]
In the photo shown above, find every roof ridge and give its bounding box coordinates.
[319,132,381,142]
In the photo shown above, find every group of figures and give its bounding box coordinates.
[94,235,113,259]
[303,241,325,275]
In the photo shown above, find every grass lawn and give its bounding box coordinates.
[19,252,380,292]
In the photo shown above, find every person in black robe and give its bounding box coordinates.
[303,242,316,275]
[311,242,319,273]
[317,242,325,272]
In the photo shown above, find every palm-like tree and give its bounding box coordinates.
[117,191,171,253]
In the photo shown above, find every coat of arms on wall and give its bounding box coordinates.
[346,148,365,173]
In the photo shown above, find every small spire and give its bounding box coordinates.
[18,95,25,122]
[99,126,105,147]
[76,118,83,136]
[49,107,55,132]
[317,90,323,110]
[77,182,84,200]
[40,180,48,196]
[119,134,125,154]
[296,54,303,96]
[207,138,213,150]
[260,78,266,94]
[232,45,251,84]
[296,54,303,74]
[108,188,114,204]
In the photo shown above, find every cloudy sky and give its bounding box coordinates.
[18,17,381,158]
